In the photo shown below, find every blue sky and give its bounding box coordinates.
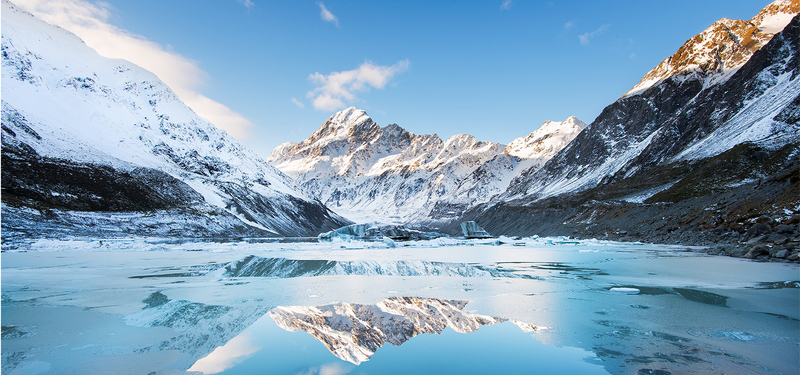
[15,0,774,158]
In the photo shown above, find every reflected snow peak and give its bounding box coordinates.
[267,297,514,364]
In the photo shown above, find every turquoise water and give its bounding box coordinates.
[201,316,609,375]
[2,238,798,374]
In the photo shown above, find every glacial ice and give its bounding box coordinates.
[460,221,492,239]
[318,222,444,241]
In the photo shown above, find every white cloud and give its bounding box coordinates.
[306,60,410,111]
[291,97,305,108]
[238,0,254,9]
[578,24,611,45]
[13,0,256,140]
[563,21,574,29]
[500,0,512,10]
[187,332,260,374]
[317,2,339,27]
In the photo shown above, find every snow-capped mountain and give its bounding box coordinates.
[427,116,586,221]
[268,107,584,224]
[625,0,800,96]
[503,3,799,202]
[459,5,800,245]
[268,297,507,364]
[0,0,348,237]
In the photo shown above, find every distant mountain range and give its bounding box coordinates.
[2,0,798,254]
[267,108,585,225]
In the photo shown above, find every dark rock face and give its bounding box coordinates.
[1,143,203,213]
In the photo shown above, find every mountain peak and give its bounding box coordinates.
[624,0,800,96]
[753,0,800,33]
[505,117,586,159]
[329,106,371,129]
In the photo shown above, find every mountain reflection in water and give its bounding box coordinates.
[267,296,538,364]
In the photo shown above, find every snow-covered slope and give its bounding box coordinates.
[268,107,584,224]
[625,0,800,96]
[503,4,800,203]
[268,297,507,364]
[0,1,348,237]
[505,116,588,159]
[428,116,586,221]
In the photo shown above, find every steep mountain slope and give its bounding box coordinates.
[626,0,800,95]
[458,7,800,254]
[503,2,800,202]
[0,1,348,239]
[268,107,584,224]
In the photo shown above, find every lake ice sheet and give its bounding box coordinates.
[2,237,798,374]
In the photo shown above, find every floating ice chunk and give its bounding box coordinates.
[609,287,640,294]
[460,221,492,239]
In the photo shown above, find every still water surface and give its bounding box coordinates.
[2,237,798,374]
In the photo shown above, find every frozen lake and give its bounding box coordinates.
[2,237,798,374]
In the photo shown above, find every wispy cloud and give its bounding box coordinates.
[306,60,410,111]
[500,0,512,10]
[578,24,611,45]
[317,2,339,27]
[238,0,254,9]
[14,0,256,139]
[291,97,305,108]
[563,21,574,30]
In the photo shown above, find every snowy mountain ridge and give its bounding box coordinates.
[0,0,348,237]
[625,0,800,96]
[456,8,800,247]
[268,107,585,224]
[501,4,800,203]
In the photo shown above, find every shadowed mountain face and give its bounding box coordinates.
[268,297,509,364]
